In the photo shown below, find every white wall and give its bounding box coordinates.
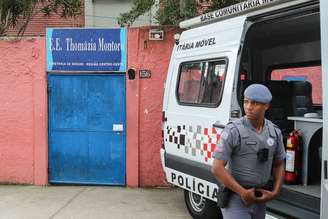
[85,0,158,27]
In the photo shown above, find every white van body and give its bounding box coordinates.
[161,0,325,218]
[320,0,328,218]
[162,15,245,201]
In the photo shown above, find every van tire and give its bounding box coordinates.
[184,190,223,219]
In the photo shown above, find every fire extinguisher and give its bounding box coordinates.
[285,130,302,184]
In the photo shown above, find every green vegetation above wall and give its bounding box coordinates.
[0,0,83,37]
[117,0,243,27]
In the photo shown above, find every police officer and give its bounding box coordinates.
[212,84,286,219]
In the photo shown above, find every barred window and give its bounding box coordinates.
[177,59,227,107]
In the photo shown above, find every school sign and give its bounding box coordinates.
[46,28,127,72]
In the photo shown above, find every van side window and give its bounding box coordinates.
[177,59,227,107]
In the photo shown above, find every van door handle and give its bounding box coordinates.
[213,121,225,129]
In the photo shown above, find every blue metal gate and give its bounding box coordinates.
[48,74,126,185]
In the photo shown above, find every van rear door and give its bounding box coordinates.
[320,1,328,218]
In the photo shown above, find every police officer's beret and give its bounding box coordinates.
[244,84,272,103]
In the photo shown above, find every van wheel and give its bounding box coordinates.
[184,190,222,219]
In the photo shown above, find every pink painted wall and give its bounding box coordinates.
[126,28,140,187]
[0,38,47,185]
[127,27,180,186]
[0,27,178,187]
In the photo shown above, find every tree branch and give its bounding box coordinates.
[0,0,82,37]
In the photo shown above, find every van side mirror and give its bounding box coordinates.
[127,68,136,80]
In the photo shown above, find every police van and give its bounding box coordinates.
[160,0,328,218]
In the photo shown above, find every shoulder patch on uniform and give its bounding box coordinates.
[214,143,224,153]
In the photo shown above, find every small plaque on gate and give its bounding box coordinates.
[113,124,123,131]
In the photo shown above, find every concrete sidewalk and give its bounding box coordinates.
[0,185,190,219]
[0,185,283,219]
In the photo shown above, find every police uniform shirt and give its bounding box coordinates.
[213,117,286,187]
